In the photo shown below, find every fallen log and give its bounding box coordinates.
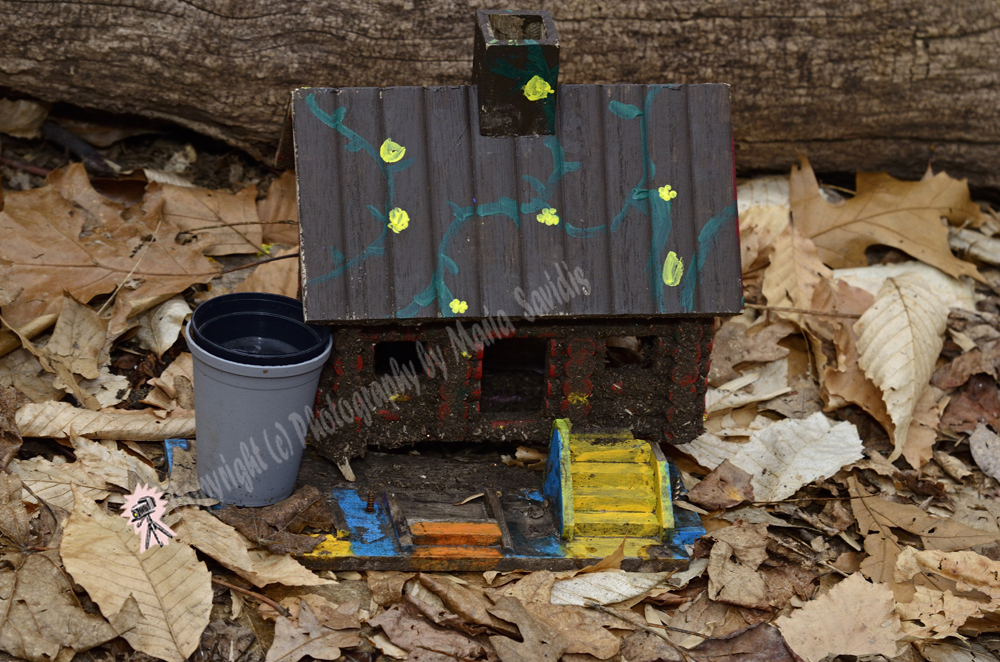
[1,1,998,187]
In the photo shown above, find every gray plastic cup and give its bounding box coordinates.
[186,324,331,507]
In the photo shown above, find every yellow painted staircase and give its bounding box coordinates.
[544,420,674,542]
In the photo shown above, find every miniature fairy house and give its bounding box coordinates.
[287,10,742,467]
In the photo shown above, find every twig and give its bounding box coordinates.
[217,252,299,276]
[181,220,296,233]
[0,156,52,177]
[211,577,290,617]
[96,215,163,316]
[744,303,861,319]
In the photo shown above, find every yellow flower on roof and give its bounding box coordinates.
[658,184,678,201]
[523,75,554,101]
[536,207,559,226]
[662,251,684,287]
[380,138,406,163]
[388,207,409,233]
[449,298,468,314]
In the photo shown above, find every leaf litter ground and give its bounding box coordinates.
[2,104,1000,662]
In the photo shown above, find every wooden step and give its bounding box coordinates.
[409,521,503,547]
[572,486,657,513]
[571,462,655,489]
[569,436,651,463]
[573,510,661,537]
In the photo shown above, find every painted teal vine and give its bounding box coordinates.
[679,202,737,312]
[303,88,736,317]
[607,87,674,313]
[398,137,581,319]
[304,94,414,286]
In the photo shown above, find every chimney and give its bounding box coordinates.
[472,10,560,137]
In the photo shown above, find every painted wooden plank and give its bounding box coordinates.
[564,537,655,560]
[383,86,436,315]
[647,84,696,315]
[426,86,480,320]
[573,511,660,537]
[557,84,612,316]
[570,437,650,463]
[486,489,515,551]
[410,521,503,547]
[571,462,655,490]
[573,487,656,513]
[686,84,740,314]
[410,546,503,559]
[385,492,413,549]
[468,88,523,318]
[293,88,348,323]
[650,442,676,534]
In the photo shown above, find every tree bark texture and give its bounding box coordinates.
[1,1,998,186]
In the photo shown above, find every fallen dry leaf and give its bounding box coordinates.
[43,293,110,380]
[235,246,299,298]
[686,413,863,502]
[134,296,191,358]
[836,261,977,313]
[775,572,900,662]
[941,375,1000,433]
[849,476,997,597]
[173,507,255,574]
[970,423,1000,482]
[689,623,799,662]
[265,600,359,662]
[549,570,670,607]
[896,547,1000,602]
[687,459,754,511]
[257,171,300,246]
[525,602,628,659]
[895,584,985,640]
[791,155,982,281]
[0,164,217,327]
[216,485,333,555]
[708,318,796,386]
[61,491,212,662]
[143,182,263,255]
[0,348,64,402]
[10,455,111,511]
[0,98,49,138]
[370,603,484,660]
[71,433,160,490]
[933,339,1000,389]
[762,225,833,324]
[707,521,770,610]
[488,596,569,662]
[901,386,946,470]
[368,571,416,607]
[0,386,21,470]
[0,473,135,662]
[417,573,518,635]
[706,358,791,413]
[15,400,195,440]
[855,275,948,460]
[238,548,334,589]
[143,352,194,411]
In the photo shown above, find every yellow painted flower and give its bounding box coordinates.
[388,207,409,233]
[658,184,678,201]
[449,298,468,314]
[380,138,406,163]
[536,207,559,226]
[662,251,684,286]
[523,75,554,101]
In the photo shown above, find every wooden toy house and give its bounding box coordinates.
[283,10,741,569]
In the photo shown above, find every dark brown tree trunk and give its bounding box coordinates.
[1,1,997,186]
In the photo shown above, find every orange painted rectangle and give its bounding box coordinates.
[409,521,503,547]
